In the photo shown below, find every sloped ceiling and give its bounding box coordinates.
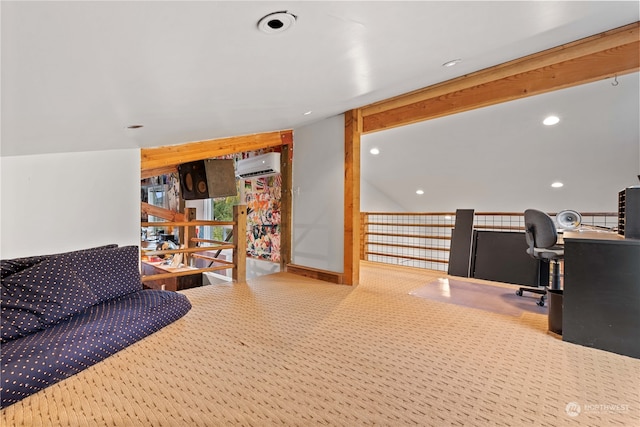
[2,1,639,158]
[361,72,640,212]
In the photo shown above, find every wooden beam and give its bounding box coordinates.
[141,165,178,180]
[343,109,362,286]
[140,129,293,172]
[141,202,186,222]
[362,22,640,133]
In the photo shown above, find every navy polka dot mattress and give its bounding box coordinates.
[1,245,192,408]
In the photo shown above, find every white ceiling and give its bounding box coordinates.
[361,72,640,212]
[2,1,638,159]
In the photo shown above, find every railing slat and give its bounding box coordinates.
[361,211,616,272]
[141,203,247,286]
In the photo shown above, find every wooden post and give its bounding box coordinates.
[360,212,367,261]
[233,205,247,283]
[279,144,293,270]
[183,207,197,266]
[344,109,362,286]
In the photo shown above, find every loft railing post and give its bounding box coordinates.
[233,205,247,283]
[183,207,197,266]
[360,212,367,261]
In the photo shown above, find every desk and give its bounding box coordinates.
[562,231,640,359]
[471,230,548,287]
[141,261,203,292]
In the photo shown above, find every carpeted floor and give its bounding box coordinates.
[409,278,549,317]
[1,261,638,426]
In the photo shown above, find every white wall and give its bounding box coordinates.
[292,115,345,272]
[1,149,140,259]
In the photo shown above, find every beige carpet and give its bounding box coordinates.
[1,261,639,426]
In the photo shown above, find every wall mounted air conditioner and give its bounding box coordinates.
[235,152,281,179]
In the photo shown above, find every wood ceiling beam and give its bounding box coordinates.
[361,22,639,134]
[140,130,293,174]
[141,165,178,180]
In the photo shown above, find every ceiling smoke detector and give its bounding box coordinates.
[258,11,297,34]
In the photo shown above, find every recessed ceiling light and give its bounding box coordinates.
[551,182,564,188]
[303,110,313,116]
[442,59,462,67]
[416,189,425,195]
[257,11,297,34]
[370,148,380,155]
[127,124,143,129]
[543,115,560,126]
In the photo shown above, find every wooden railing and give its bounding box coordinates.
[141,203,247,285]
[361,211,617,272]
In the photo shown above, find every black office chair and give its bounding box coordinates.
[516,209,564,306]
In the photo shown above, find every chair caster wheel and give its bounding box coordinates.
[537,299,546,307]
[516,290,523,296]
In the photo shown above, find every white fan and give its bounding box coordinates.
[556,210,582,230]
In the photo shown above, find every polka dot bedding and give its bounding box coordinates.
[0,246,192,408]
[63,245,144,304]
[0,244,118,280]
[1,245,140,344]
[1,256,99,342]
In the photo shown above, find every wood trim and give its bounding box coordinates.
[344,109,362,286]
[141,165,178,180]
[141,202,186,222]
[141,220,235,227]
[143,246,235,256]
[286,264,344,285]
[362,22,640,133]
[191,254,234,265]
[232,205,247,283]
[362,212,456,216]
[365,232,451,240]
[182,207,197,265]
[366,222,454,227]
[279,144,293,270]
[364,253,448,264]
[140,130,293,172]
[360,212,366,261]
[141,265,232,283]
[366,242,451,252]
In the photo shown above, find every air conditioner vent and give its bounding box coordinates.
[235,152,281,179]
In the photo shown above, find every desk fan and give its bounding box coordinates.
[556,210,582,230]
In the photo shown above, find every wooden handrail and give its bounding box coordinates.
[140,265,235,282]
[142,220,236,227]
[365,222,454,227]
[191,254,234,265]
[141,202,186,222]
[143,245,235,256]
[191,238,230,245]
[141,204,247,285]
[365,231,450,240]
[365,241,450,252]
